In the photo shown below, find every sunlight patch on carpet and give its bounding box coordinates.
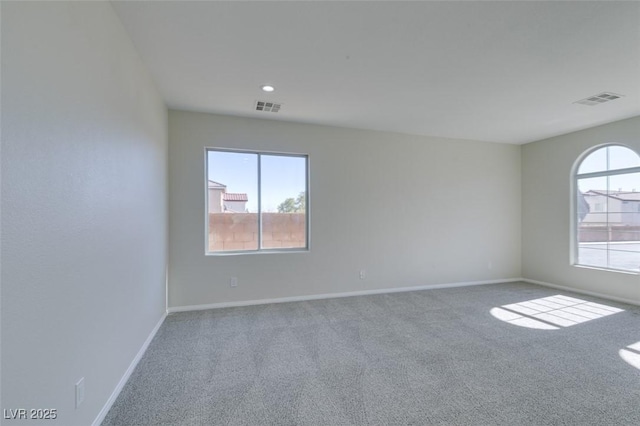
[490,295,623,330]
[619,342,640,370]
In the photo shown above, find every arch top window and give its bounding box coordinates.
[578,145,640,175]
[574,144,640,273]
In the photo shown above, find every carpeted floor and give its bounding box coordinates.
[102,282,640,425]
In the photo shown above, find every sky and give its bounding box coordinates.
[208,151,306,212]
[577,145,640,193]
[578,145,640,175]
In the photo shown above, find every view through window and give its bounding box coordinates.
[575,145,640,272]
[206,149,308,253]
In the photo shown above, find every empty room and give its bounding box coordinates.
[2,1,640,425]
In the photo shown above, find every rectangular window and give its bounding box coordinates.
[206,148,308,253]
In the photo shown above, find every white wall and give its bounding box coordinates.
[522,116,640,304]
[168,111,521,309]
[208,188,224,213]
[223,200,247,213]
[1,2,167,425]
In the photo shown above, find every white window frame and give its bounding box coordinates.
[572,144,640,274]
[205,147,310,255]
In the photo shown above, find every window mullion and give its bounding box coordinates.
[257,154,262,250]
[606,174,610,269]
[577,166,640,180]
[574,176,580,265]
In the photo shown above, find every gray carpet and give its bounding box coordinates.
[102,282,640,425]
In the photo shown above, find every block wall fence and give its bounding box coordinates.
[578,225,640,242]
[209,213,306,251]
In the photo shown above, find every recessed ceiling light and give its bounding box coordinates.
[261,85,275,92]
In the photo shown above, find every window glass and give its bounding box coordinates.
[206,149,308,253]
[578,147,607,174]
[207,151,258,252]
[578,145,640,174]
[575,145,640,273]
[260,155,307,249]
[609,145,640,171]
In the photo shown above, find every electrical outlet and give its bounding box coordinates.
[359,269,366,280]
[75,378,85,409]
[229,277,238,288]
[488,261,493,270]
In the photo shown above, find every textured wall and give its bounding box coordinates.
[168,110,522,308]
[1,2,168,425]
[522,116,640,304]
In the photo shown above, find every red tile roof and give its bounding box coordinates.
[223,193,248,202]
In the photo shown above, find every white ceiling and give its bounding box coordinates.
[112,1,640,144]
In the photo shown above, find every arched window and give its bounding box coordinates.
[574,145,640,272]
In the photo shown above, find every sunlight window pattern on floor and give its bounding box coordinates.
[490,295,623,330]
[619,341,640,370]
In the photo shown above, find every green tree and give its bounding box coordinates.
[277,197,296,213]
[277,191,306,213]
[295,191,306,212]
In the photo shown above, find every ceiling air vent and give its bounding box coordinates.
[574,92,624,106]
[255,100,282,113]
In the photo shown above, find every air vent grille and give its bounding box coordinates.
[574,92,624,106]
[255,100,282,113]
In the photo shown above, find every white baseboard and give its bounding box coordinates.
[522,278,640,307]
[92,312,167,426]
[168,278,522,313]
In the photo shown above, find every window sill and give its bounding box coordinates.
[206,249,309,256]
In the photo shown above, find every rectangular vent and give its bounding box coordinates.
[574,92,624,106]
[255,100,282,113]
